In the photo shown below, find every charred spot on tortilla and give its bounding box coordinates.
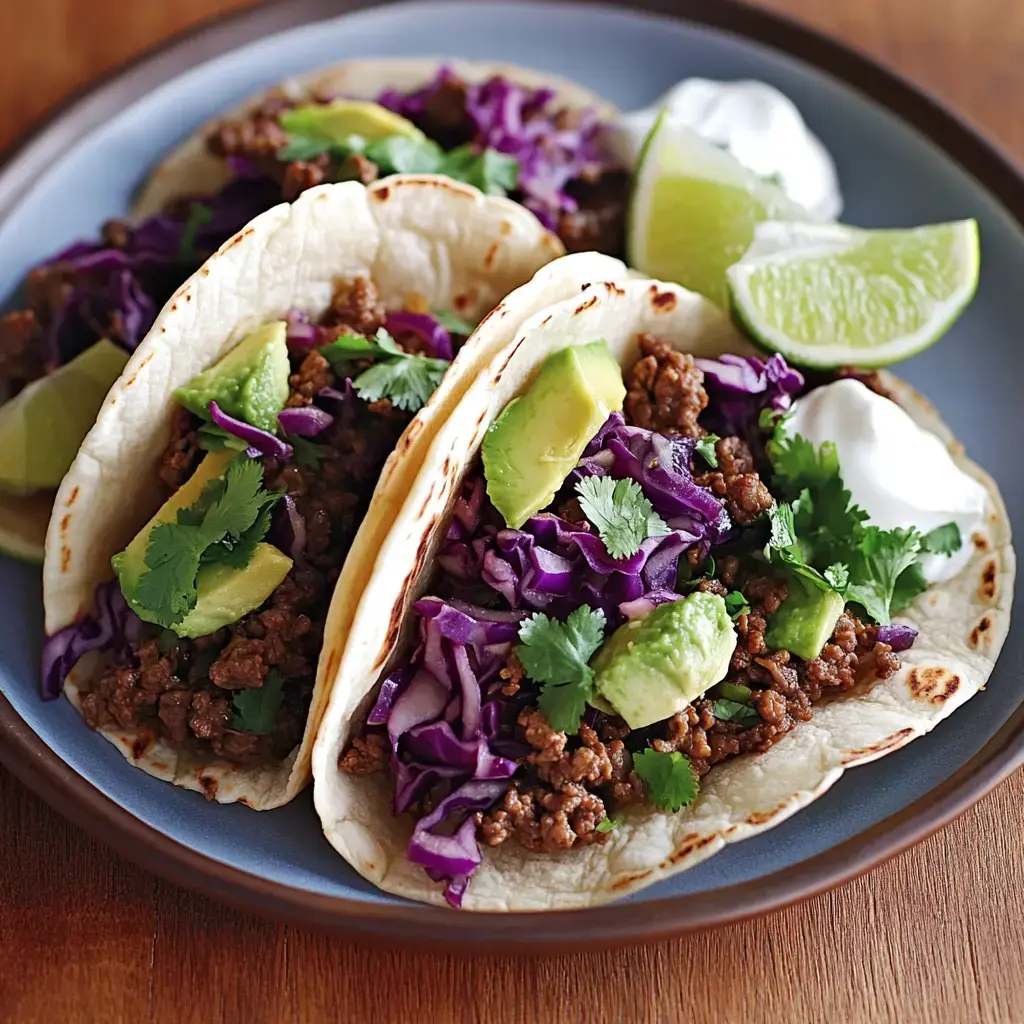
[200,267,210,277]
[400,418,424,451]
[499,220,513,236]
[604,281,626,296]
[374,185,391,202]
[484,242,500,271]
[668,833,716,864]
[980,560,997,600]
[651,289,677,311]
[492,337,527,383]
[65,486,79,507]
[574,295,598,315]
[323,645,343,689]
[611,871,652,891]
[972,532,989,551]
[224,227,256,251]
[971,617,993,648]
[130,733,153,760]
[844,727,915,762]
[907,666,961,704]
[122,352,153,389]
[59,513,71,537]
[60,545,71,573]
[198,774,219,801]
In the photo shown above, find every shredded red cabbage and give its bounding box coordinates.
[277,406,334,437]
[41,580,143,700]
[695,353,804,446]
[209,401,293,460]
[876,623,918,652]
[378,68,614,231]
[384,312,454,360]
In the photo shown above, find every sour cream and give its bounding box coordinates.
[617,78,842,220]
[785,379,986,583]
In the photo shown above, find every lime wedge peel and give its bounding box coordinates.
[726,219,980,368]
[627,110,813,308]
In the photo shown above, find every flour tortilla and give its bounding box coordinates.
[132,57,619,221]
[41,174,597,809]
[312,273,1014,909]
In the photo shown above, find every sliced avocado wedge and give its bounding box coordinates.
[593,592,736,729]
[0,338,128,494]
[482,341,625,529]
[175,322,289,433]
[113,450,237,610]
[174,543,292,638]
[279,100,425,144]
[765,573,845,661]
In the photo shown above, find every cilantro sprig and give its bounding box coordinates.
[695,434,720,468]
[135,458,283,628]
[724,591,751,620]
[232,669,285,734]
[632,749,699,813]
[575,476,669,560]
[276,126,520,196]
[765,422,963,623]
[596,816,622,834]
[517,606,606,734]
[711,699,761,727]
[319,327,449,413]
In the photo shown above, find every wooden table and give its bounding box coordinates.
[1,1,1022,1021]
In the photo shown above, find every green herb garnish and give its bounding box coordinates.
[178,202,213,263]
[632,749,699,813]
[517,606,606,734]
[433,310,476,336]
[711,699,761,727]
[290,436,332,469]
[575,476,669,560]
[695,434,720,467]
[232,669,285,734]
[596,816,622,834]
[723,590,751,620]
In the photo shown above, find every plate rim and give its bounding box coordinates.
[1,0,1022,949]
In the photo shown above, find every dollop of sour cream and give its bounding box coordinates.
[785,379,986,583]
[618,78,842,220]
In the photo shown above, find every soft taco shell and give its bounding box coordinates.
[132,57,619,221]
[42,175,589,809]
[312,274,1014,909]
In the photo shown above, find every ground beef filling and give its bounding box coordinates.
[80,281,411,770]
[206,74,629,256]
[336,335,901,852]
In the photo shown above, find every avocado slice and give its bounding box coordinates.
[592,592,736,729]
[112,452,293,636]
[175,322,289,433]
[278,100,425,144]
[173,543,292,638]
[0,339,128,493]
[765,573,845,661]
[481,342,626,529]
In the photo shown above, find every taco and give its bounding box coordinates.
[312,271,1013,909]
[39,177,629,809]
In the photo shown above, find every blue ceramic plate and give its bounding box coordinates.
[1,0,1021,948]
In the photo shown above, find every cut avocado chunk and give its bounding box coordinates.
[482,341,626,529]
[0,339,128,493]
[593,592,736,729]
[765,573,845,661]
[279,100,425,144]
[113,451,292,636]
[174,543,292,638]
[175,322,289,433]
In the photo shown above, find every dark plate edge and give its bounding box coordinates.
[0,0,1021,950]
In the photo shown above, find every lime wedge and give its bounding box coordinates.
[0,338,127,493]
[279,100,425,143]
[627,111,812,307]
[726,220,980,367]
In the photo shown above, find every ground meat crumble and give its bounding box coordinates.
[80,278,412,775]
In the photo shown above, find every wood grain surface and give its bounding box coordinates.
[1,1,1022,1022]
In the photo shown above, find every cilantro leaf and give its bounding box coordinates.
[319,328,397,366]
[724,590,750,620]
[518,606,606,734]
[290,436,331,469]
[845,526,923,625]
[364,135,445,175]
[695,434,720,468]
[575,476,669,559]
[277,134,339,162]
[891,561,928,614]
[196,423,249,454]
[768,430,842,499]
[596,816,622,833]
[440,145,519,195]
[712,699,761,727]
[232,669,285,735]
[824,563,850,590]
[352,355,448,412]
[134,458,282,628]
[764,502,848,594]
[178,202,213,264]
[433,310,476,336]
[632,749,699,813]
[921,521,962,557]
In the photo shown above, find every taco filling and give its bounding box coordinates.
[208,67,627,254]
[337,334,985,907]
[43,278,470,768]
